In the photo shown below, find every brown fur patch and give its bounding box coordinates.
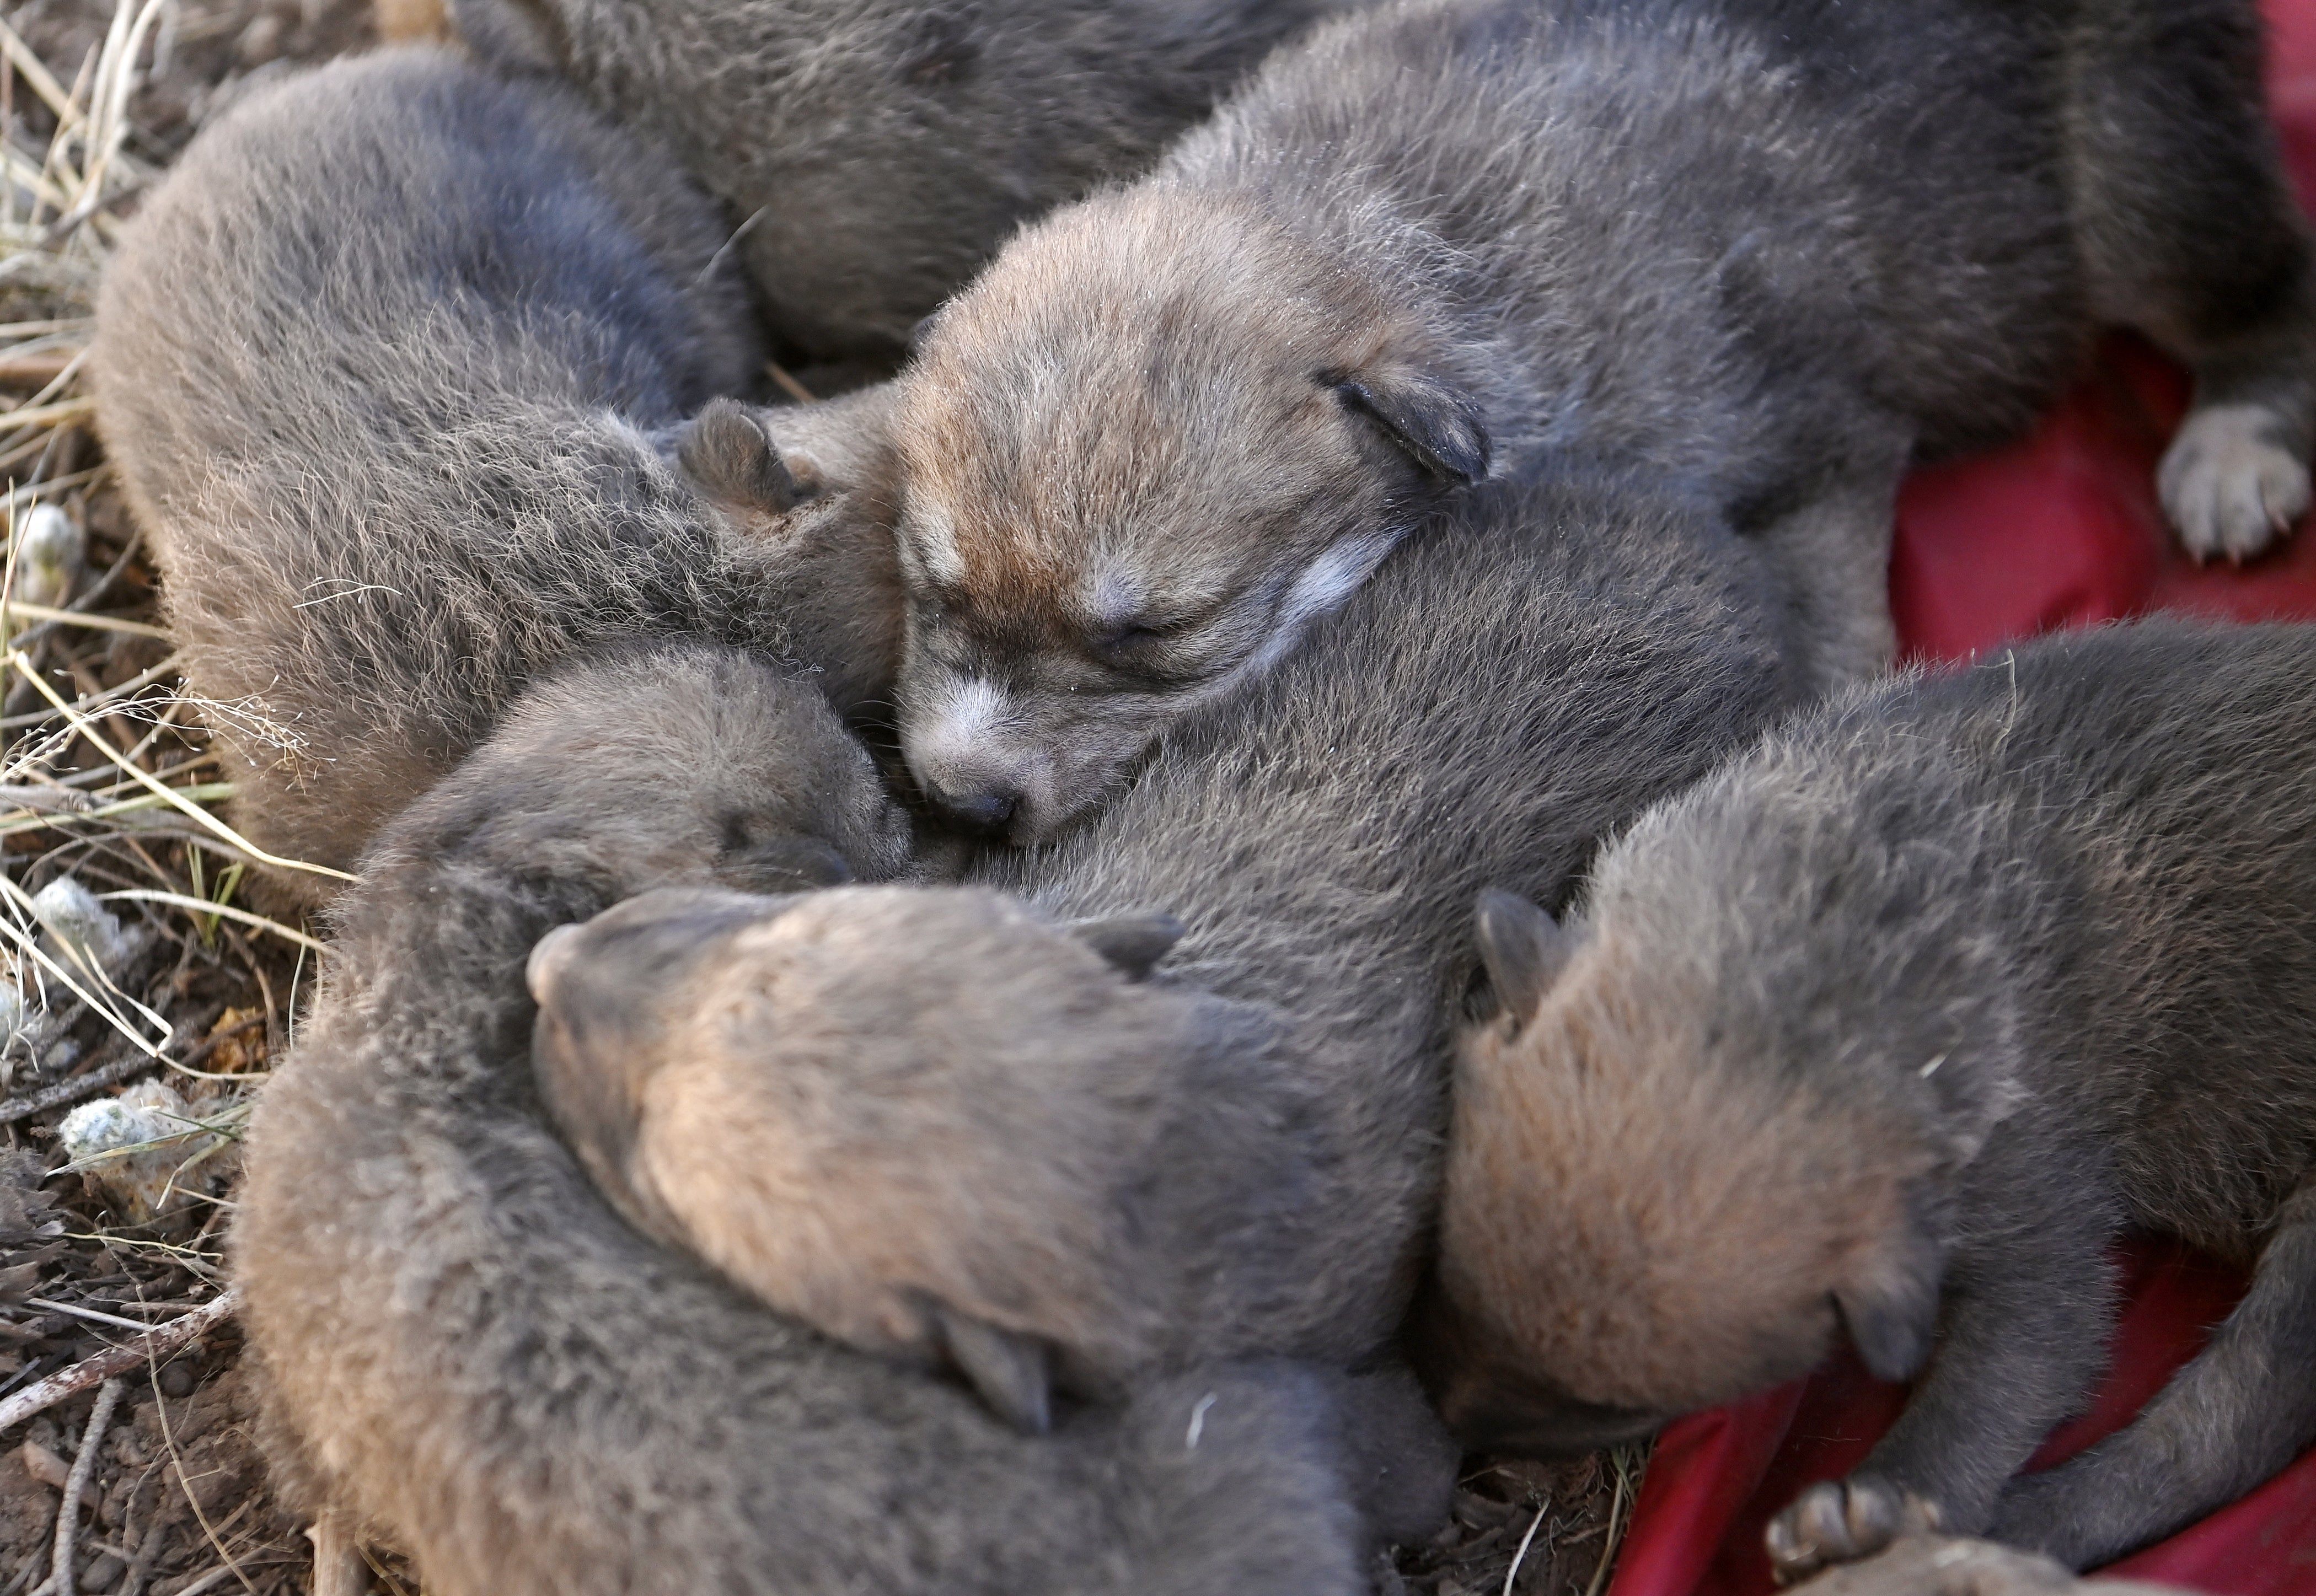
[1439,927,1931,1415]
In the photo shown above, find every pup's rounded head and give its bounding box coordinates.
[387,641,914,899]
[889,189,1490,843]
[528,883,1191,1433]
[1417,888,1946,1455]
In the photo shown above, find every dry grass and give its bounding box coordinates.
[0,8,1642,1594]
[0,6,365,1592]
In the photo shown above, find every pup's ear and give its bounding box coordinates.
[1334,367,1491,486]
[932,1305,1054,1435]
[1833,1202,1945,1382]
[680,398,802,512]
[1475,890,1574,1019]
[525,923,582,1004]
[1070,912,1186,980]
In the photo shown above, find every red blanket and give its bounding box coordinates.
[1606,6,2316,1590]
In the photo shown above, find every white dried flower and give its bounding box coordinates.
[11,504,84,609]
[30,875,142,979]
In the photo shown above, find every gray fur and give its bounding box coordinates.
[982,466,1805,1364]
[527,880,1350,1426]
[234,640,1435,1595]
[447,0,1358,365]
[92,50,900,905]
[506,461,1799,1564]
[889,0,2316,841]
[1424,621,2316,1574]
[565,463,1798,1408]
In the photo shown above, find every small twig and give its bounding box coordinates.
[150,1297,259,1596]
[160,1567,239,1596]
[0,655,187,733]
[0,1288,237,1433]
[765,359,818,404]
[0,783,93,813]
[98,890,328,955]
[0,351,78,386]
[0,1007,267,1123]
[1501,1503,1548,1596]
[1,600,169,640]
[117,1514,167,1596]
[0,17,81,128]
[39,1376,122,1596]
[308,1513,367,1596]
[0,397,95,432]
[25,1297,171,1334]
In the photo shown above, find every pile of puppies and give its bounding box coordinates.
[84,0,2316,1591]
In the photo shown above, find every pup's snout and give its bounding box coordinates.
[925,780,1021,836]
[1403,1278,1664,1458]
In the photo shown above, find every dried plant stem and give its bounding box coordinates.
[8,650,358,884]
[1500,1503,1548,1596]
[149,1303,259,1596]
[1581,1448,1640,1596]
[0,1050,147,1124]
[0,397,94,432]
[99,890,329,956]
[0,1290,237,1434]
[308,1513,368,1596]
[0,18,80,129]
[2,601,169,640]
[34,1375,122,1596]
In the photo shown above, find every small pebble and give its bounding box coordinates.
[156,1361,196,1398]
[77,1551,125,1591]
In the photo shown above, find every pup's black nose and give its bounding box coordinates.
[930,783,1020,836]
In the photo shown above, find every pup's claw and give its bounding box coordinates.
[2158,403,2311,563]
[1766,1477,1940,1584]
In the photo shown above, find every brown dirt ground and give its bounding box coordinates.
[0,5,1633,1590]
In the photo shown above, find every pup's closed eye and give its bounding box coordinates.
[1090,616,1192,657]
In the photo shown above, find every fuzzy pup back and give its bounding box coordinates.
[531,461,1809,1455]
[446,0,1359,364]
[526,880,1310,1434]
[1427,621,2316,1576]
[237,640,1427,1595]
[888,0,2316,842]
[94,49,894,902]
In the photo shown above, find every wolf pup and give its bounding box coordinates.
[1421,621,2316,1577]
[94,49,898,903]
[889,0,2316,841]
[532,460,1809,1442]
[526,880,1361,1435]
[235,641,1442,1596]
[447,0,1354,367]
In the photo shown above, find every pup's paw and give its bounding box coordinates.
[1766,1477,1941,1584]
[1780,1536,2079,1596]
[2159,403,2311,563]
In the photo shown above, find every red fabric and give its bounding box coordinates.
[1606,5,2316,1589]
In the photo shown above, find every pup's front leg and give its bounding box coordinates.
[1988,1176,2316,1569]
[1745,433,1911,697]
